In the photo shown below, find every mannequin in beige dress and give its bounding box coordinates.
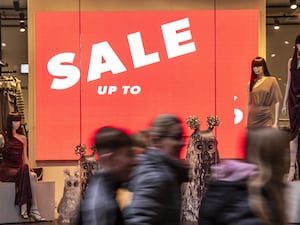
[247,56,282,128]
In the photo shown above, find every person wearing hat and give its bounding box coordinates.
[282,34,300,181]
[123,114,189,225]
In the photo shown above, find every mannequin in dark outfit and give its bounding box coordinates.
[0,113,45,221]
[282,35,300,181]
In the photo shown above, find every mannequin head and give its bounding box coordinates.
[249,56,271,92]
[6,113,22,141]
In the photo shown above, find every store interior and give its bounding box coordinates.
[0,0,300,222]
[0,0,299,132]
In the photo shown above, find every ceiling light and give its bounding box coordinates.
[273,18,280,30]
[19,21,26,32]
[13,0,20,11]
[290,0,298,9]
[19,12,25,23]
[19,12,26,32]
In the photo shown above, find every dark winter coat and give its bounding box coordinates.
[123,149,189,225]
[198,160,263,225]
[79,171,124,225]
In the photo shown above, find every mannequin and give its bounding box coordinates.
[0,113,45,221]
[247,56,282,128]
[282,35,300,181]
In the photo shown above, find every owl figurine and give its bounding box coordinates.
[57,168,81,223]
[75,144,98,198]
[80,152,98,198]
[181,115,220,223]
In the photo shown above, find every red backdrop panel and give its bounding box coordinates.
[35,10,258,160]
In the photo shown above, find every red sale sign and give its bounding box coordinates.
[35,10,258,160]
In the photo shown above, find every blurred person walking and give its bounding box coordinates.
[78,126,136,225]
[123,114,190,225]
[199,127,287,225]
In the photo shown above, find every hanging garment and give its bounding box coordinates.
[0,75,27,135]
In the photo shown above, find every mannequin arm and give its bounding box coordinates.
[246,83,251,126]
[21,135,29,166]
[0,134,4,148]
[282,58,292,116]
[273,101,280,128]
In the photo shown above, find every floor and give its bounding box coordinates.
[0,221,198,225]
[1,221,70,225]
[4,221,300,225]
[1,222,196,225]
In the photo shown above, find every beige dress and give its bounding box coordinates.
[247,76,282,127]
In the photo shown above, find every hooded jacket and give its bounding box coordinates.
[123,148,189,225]
[198,160,262,225]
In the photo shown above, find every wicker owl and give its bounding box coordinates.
[57,168,81,223]
[75,144,98,198]
[80,152,98,198]
[181,115,220,222]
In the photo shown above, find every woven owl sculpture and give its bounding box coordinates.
[181,115,220,222]
[57,168,81,223]
[75,144,98,198]
[80,153,97,198]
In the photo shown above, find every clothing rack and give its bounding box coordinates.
[0,71,17,81]
[0,73,20,86]
[1,70,17,74]
[0,78,15,82]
